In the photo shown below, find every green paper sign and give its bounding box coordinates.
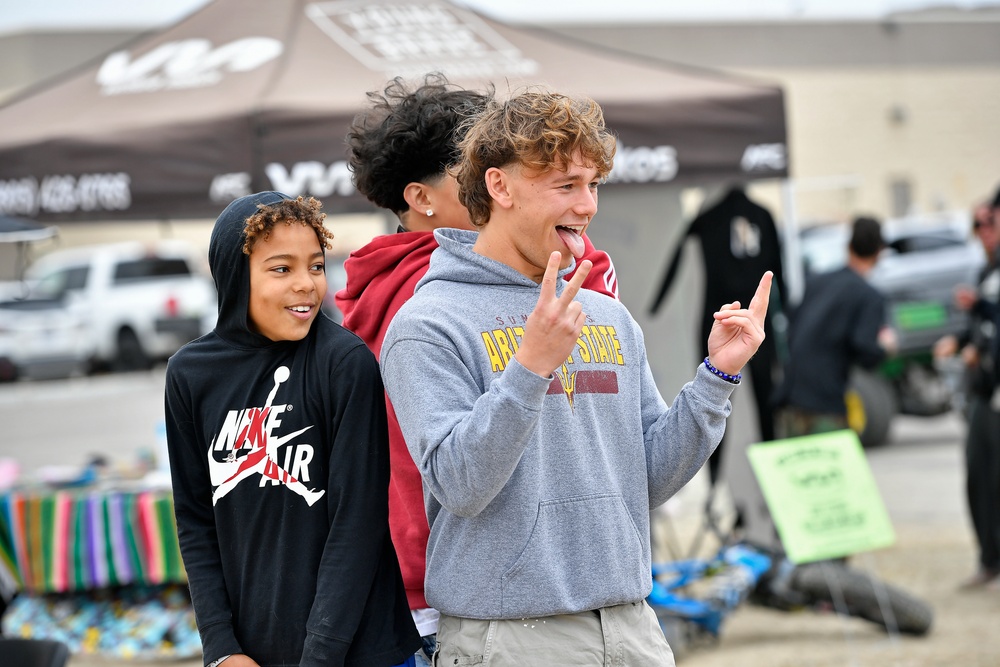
[747,430,895,564]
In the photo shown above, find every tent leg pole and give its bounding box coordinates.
[781,179,804,307]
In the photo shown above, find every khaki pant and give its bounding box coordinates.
[433,601,674,666]
[776,406,848,439]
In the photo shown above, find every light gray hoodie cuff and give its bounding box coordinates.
[694,362,740,403]
[499,356,556,409]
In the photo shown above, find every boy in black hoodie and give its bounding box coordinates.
[165,192,419,667]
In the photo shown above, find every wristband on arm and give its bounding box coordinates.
[703,357,741,384]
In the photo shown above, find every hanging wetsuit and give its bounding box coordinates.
[650,186,787,482]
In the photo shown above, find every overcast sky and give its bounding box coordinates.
[1,0,997,34]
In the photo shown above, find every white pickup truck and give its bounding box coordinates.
[0,240,217,379]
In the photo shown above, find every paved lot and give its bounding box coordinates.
[0,368,170,477]
[676,412,999,667]
[0,370,994,666]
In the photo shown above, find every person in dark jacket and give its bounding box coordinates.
[165,192,419,667]
[933,197,1000,589]
[773,216,897,436]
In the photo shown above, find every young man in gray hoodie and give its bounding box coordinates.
[380,89,773,665]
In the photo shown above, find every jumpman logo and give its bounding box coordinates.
[210,366,325,507]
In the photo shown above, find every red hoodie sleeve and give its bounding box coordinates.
[569,234,619,300]
[334,232,438,358]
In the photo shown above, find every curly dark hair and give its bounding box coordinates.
[242,196,334,255]
[347,73,492,215]
[454,89,616,228]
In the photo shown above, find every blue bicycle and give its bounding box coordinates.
[646,498,934,659]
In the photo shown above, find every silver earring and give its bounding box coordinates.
[426,209,434,217]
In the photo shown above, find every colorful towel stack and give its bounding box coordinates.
[0,490,186,593]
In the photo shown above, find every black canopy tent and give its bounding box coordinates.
[0,214,58,283]
[0,0,787,223]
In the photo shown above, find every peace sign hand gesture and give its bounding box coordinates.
[706,271,773,377]
[515,252,593,378]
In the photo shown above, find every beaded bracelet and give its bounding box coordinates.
[703,357,741,384]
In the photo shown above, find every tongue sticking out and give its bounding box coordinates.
[557,227,586,259]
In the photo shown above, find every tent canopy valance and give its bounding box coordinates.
[0,0,787,223]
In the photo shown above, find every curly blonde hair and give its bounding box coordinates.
[242,196,334,255]
[453,89,616,227]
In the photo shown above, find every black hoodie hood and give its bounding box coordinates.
[208,190,290,349]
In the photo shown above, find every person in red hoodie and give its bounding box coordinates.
[336,73,618,666]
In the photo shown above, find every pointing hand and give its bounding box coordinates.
[706,271,773,376]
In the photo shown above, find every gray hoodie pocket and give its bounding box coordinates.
[500,493,647,617]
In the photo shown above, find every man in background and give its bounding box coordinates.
[773,216,897,437]
[933,195,1000,589]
